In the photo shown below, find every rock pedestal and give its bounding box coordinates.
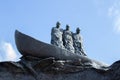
[0,56,120,80]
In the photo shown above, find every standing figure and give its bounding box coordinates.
[72,28,87,56]
[63,25,75,53]
[51,22,64,49]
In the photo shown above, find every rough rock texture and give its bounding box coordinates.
[0,56,120,80]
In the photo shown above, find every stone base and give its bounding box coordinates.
[0,56,120,80]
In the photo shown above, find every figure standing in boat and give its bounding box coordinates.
[63,25,75,53]
[51,22,86,56]
[51,22,64,49]
[72,27,87,56]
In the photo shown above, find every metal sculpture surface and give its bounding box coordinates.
[73,28,86,56]
[51,22,64,49]
[63,25,75,53]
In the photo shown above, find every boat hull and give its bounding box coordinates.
[15,30,92,62]
[15,30,109,69]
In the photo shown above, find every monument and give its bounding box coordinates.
[0,22,120,80]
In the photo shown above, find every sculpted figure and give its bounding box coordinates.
[51,22,64,49]
[73,28,87,56]
[63,25,75,53]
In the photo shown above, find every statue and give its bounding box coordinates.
[72,28,87,56]
[0,23,119,80]
[15,29,110,74]
[63,25,75,53]
[51,22,64,49]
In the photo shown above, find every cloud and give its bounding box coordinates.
[0,41,17,61]
[92,0,105,15]
[108,1,120,33]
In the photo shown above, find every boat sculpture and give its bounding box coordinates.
[15,30,91,61]
[15,30,109,69]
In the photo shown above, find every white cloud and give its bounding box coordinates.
[108,1,120,34]
[114,16,120,33]
[108,6,114,16]
[0,41,17,61]
[92,0,105,15]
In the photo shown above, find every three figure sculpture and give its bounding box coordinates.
[51,22,86,56]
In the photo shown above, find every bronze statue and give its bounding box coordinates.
[51,22,64,49]
[63,25,75,53]
[73,28,87,56]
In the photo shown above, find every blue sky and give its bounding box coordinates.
[0,0,120,65]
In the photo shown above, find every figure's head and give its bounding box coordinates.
[56,22,60,28]
[66,25,70,31]
[76,27,80,34]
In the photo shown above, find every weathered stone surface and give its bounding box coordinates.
[0,56,120,80]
